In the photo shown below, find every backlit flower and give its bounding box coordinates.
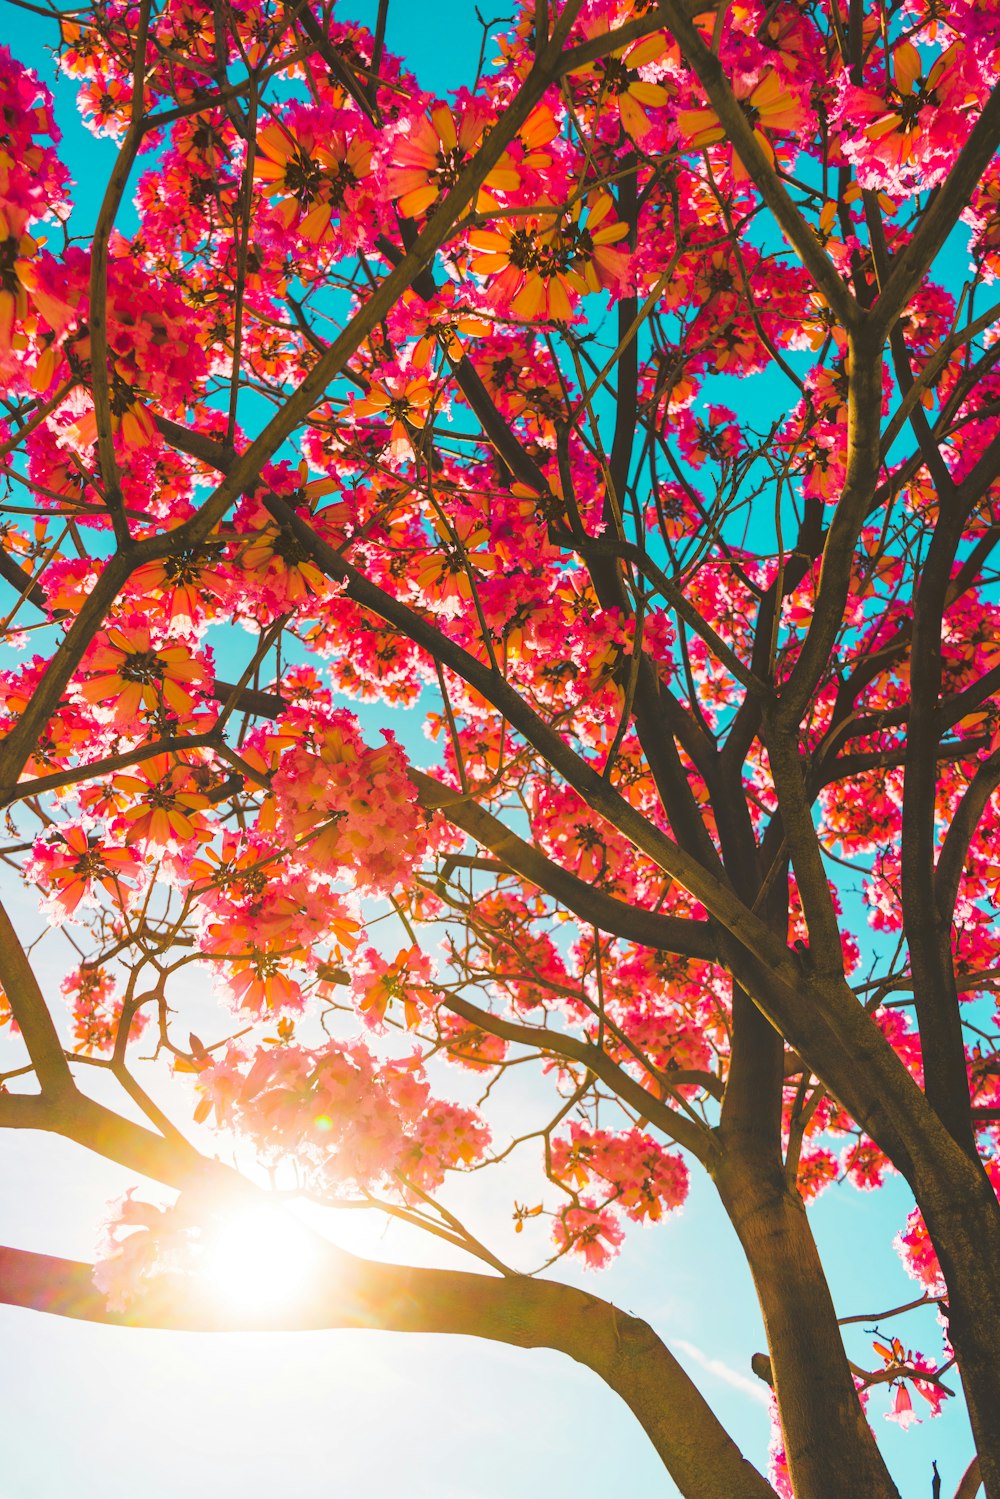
[835,41,980,193]
[253,111,372,241]
[571,24,671,141]
[127,542,226,629]
[677,70,807,180]
[112,754,213,846]
[469,192,629,321]
[353,370,437,459]
[29,824,140,916]
[217,943,305,1014]
[388,101,519,219]
[79,623,208,725]
[885,1382,919,1429]
[236,521,331,608]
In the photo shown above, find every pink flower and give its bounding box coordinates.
[833,41,985,196]
[267,707,425,894]
[885,1382,920,1430]
[552,1199,625,1269]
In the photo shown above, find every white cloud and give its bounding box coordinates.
[671,1338,771,1407]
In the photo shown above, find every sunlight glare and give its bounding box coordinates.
[199,1202,324,1318]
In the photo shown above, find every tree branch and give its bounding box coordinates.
[658,0,857,328]
[412,770,717,958]
[442,992,715,1164]
[0,1241,774,1499]
[0,901,74,1098]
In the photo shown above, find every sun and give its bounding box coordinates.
[198,1201,325,1320]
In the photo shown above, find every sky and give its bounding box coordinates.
[0,3,982,1496]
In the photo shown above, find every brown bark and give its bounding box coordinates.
[717,969,900,1499]
[716,1151,899,1499]
[913,1156,1000,1498]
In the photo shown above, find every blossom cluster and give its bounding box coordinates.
[551,1123,689,1266]
[266,706,426,895]
[192,1037,489,1195]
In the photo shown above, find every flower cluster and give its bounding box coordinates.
[550,1124,689,1264]
[61,964,147,1055]
[267,707,425,894]
[192,1037,489,1195]
[27,824,141,919]
[0,47,70,385]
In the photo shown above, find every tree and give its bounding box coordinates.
[2,0,1000,1493]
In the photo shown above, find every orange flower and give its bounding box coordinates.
[237,522,330,604]
[79,624,207,725]
[353,371,437,458]
[401,284,492,365]
[355,947,436,1029]
[58,17,106,76]
[127,543,226,628]
[254,118,372,241]
[77,72,131,134]
[65,390,157,452]
[189,840,274,902]
[677,70,807,180]
[113,755,213,845]
[857,42,961,169]
[228,951,303,1012]
[203,928,305,1013]
[409,510,500,604]
[469,192,629,322]
[0,222,37,354]
[572,25,671,141]
[388,102,520,219]
[35,825,140,916]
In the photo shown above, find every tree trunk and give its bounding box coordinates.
[915,1154,1000,1498]
[717,1152,900,1499]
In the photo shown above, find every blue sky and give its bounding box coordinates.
[0,3,981,1495]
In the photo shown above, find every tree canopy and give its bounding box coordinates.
[2,1,1000,1494]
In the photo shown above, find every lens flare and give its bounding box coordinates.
[199,1202,323,1318]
